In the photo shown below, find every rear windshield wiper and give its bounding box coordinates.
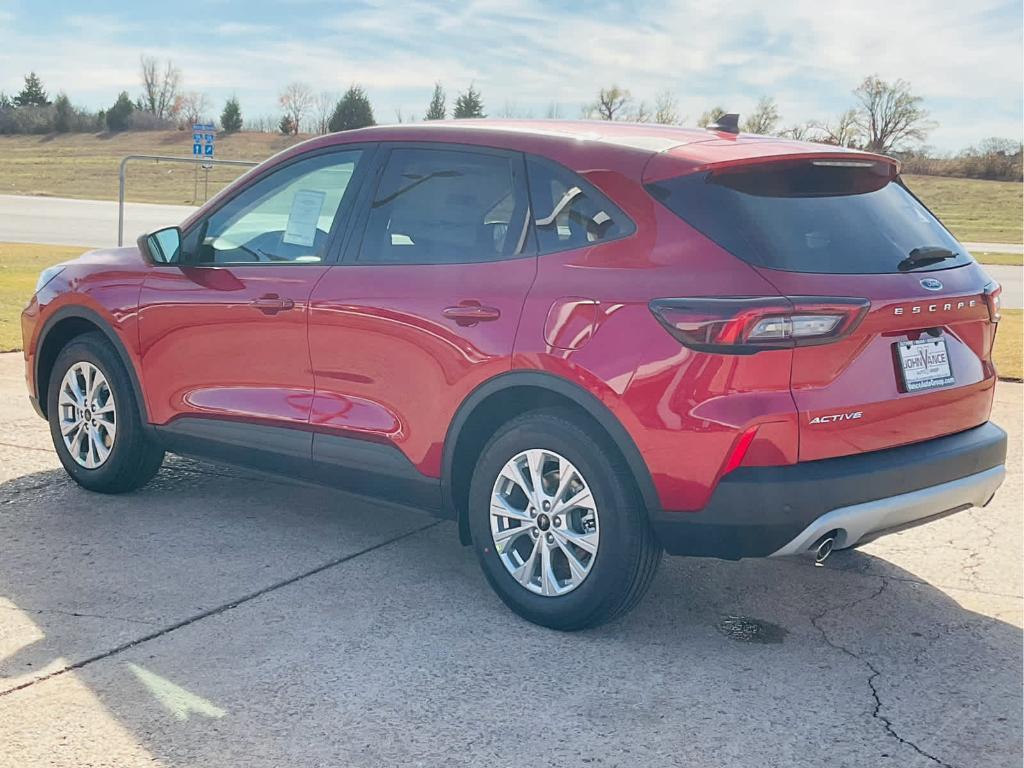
[898,246,958,272]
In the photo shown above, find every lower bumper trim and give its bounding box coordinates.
[770,465,1005,557]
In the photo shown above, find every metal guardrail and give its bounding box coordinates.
[117,155,258,246]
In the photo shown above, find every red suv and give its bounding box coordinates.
[22,121,1007,630]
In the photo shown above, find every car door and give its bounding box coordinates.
[139,147,371,443]
[306,144,535,507]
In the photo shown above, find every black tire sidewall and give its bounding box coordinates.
[468,411,650,630]
[46,335,150,491]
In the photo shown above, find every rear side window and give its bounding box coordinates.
[358,147,528,264]
[646,161,970,274]
[526,157,633,253]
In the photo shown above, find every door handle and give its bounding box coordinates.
[442,302,501,326]
[250,294,295,314]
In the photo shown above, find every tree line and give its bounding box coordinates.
[1,58,1020,181]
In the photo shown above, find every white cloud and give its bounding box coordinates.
[0,0,1019,149]
[215,22,275,36]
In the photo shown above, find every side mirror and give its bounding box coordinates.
[139,226,182,265]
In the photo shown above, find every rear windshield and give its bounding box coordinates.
[646,162,971,274]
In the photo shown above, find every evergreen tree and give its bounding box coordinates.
[328,86,376,132]
[279,114,295,135]
[453,84,485,118]
[54,93,73,132]
[106,91,135,132]
[425,82,446,120]
[220,96,243,133]
[14,72,49,107]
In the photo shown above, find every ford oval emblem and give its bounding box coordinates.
[920,278,943,291]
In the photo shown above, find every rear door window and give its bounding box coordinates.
[526,157,634,253]
[646,161,971,274]
[357,147,528,264]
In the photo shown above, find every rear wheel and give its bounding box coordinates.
[47,333,164,493]
[468,409,661,630]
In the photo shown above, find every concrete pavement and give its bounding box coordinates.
[966,242,1024,255]
[0,351,1020,767]
[982,264,1023,309]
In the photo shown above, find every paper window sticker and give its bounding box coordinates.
[282,189,327,247]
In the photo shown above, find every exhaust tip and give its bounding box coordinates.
[813,533,837,567]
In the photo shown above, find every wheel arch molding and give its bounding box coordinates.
[34,305,148,424]
[441,370,660,544]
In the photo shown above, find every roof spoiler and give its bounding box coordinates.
[706,113,740,134]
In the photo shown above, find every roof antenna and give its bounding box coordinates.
[707,113,740,134]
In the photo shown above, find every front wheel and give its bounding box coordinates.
[47,333,165,493]
[468,409,662,630]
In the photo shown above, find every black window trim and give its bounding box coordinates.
[523,154,636,256]
[339,141,535,267]
[178,142,379,268]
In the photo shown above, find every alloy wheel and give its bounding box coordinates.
[58,361,116,469]
[490,449,600,596]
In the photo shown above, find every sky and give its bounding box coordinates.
[1,0,1021,151]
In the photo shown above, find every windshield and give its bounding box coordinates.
[646,162,972,274]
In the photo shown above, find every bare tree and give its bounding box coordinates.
[810,108,862,147]
[630,101,651,123]
[742,96,780,135]
[177,92,210,127]
[653,89,679,125]
[279,82,314,135]
[498,100,532,118]
[393,107,417,124]
[139,55,181,120]
[779,122,813,141]
[853,75,931,153]
[314,91,335,134]
[545,102,563,119]
[245,114,278,133]
[586,86,632,120]
[697,106,727,127]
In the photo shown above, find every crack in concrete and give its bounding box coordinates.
[962,509,999,587]
[0,603,159,626]
[0,440,55,453]
[771,555,1024,600]
[0,520,441,699]
[810,577,956,768]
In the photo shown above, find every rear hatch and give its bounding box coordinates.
[646,156,1000,461]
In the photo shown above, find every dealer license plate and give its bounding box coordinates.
[896,337,954,392]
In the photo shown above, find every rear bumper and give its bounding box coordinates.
[652,421,1007,559]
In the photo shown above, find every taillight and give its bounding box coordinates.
[649,296,870,354]
[984,282,1002,323]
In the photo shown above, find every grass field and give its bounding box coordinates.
[971,252,1023,267]
[1,241,1021,379]
[0,131,304,206]
[995,309,1023,381]
[0,242,89,351]
[0,132,1021,243]
[903,174,1024,244]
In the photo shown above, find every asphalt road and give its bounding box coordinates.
[0,351,1020,767]
[983,264,1024,308]
[1,193,1022,309]
[0,194,194,248]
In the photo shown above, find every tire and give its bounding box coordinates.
[46,332,164,493]
[468,408,662,631]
